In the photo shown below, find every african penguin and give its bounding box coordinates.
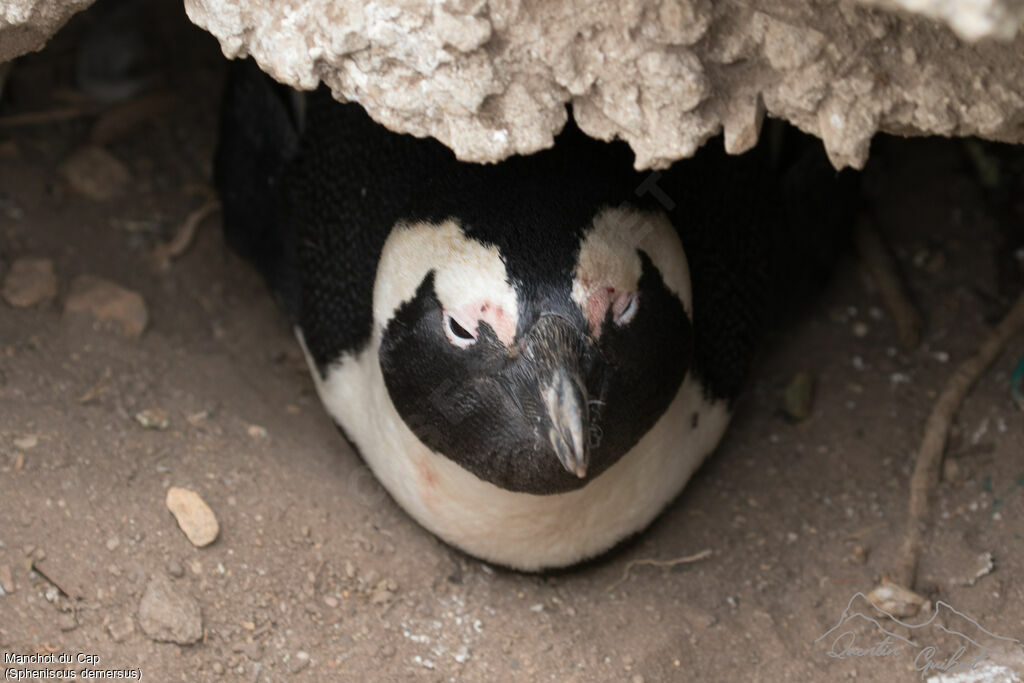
[216,59,853,571]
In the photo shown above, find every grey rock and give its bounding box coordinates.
[137,575,202,645]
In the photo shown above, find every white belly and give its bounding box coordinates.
[299,330,731,571]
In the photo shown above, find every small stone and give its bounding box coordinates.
[287,652,310,673]
[64,275,148,338]
[59,146,132,200]
[167,561,184,578]
[106,536,120,551]
[866,581,925,618]
[58,613,77,631]
[137,575,203,644]
[135,409,169,430]
[847,544,869,565]
[782,372,815,422]
[166,487,219,547]
[679,604,717,630]
[108,615,135,642]
[962,552,994,587]
[0,565,9,595]
[13,435,37,450]
[211,662,225,676]
[323,595,338,608]
[852,321,869,337]
[247,424,267,438]
[232,640,263,661]
[2,258,57,308]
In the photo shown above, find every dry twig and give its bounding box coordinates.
[894,290,1024,588]
[75,366,112,404]
[606,549,712,592]
[152,199,220,270]
[854,218,923,350]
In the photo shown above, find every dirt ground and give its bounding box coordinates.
[2,3,1024,682]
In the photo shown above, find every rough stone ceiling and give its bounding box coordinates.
[3,0,1024,169]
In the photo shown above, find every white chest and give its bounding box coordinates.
[300,330,730,571]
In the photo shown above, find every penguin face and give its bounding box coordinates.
[375,209,693,495]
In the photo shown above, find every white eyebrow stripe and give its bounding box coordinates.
[373,219,519,345]
[571,207,692,323]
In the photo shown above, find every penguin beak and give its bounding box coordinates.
[541,367,589,478]
[519,314,591,478]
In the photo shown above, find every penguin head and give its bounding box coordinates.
[375,208,693,494]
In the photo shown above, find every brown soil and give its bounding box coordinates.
[1,3,1023,681]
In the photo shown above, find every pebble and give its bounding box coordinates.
[166,487,219,547]
[287,652,310,674]
[211,662,225,676]
[108,615,135,642]
[370,587,394,605]
[13,435,37,450]
[2,258,57,308]
[135,409,169,430]
[59,146,132,200]
[167,561,184,578]
[782,372,815,422]
[866,581,925,618]
[137,575,203,644]
[64,275,148,338]
[58,613,77,632]
[232,640,263,662]
[961,552,994,587]
[852,321,869,337]
[106,536,120,551]
[679,604,717,630]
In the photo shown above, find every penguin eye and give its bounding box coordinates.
[443,311,478,348]
[613,292,639,327]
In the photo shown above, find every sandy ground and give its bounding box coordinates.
[1,3,1024,681]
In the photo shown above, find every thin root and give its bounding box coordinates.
[893,290,1024,588]
[606,549,712,593]
[152,199,220,270]
[853,218,923,350]
[75,367,112,404]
